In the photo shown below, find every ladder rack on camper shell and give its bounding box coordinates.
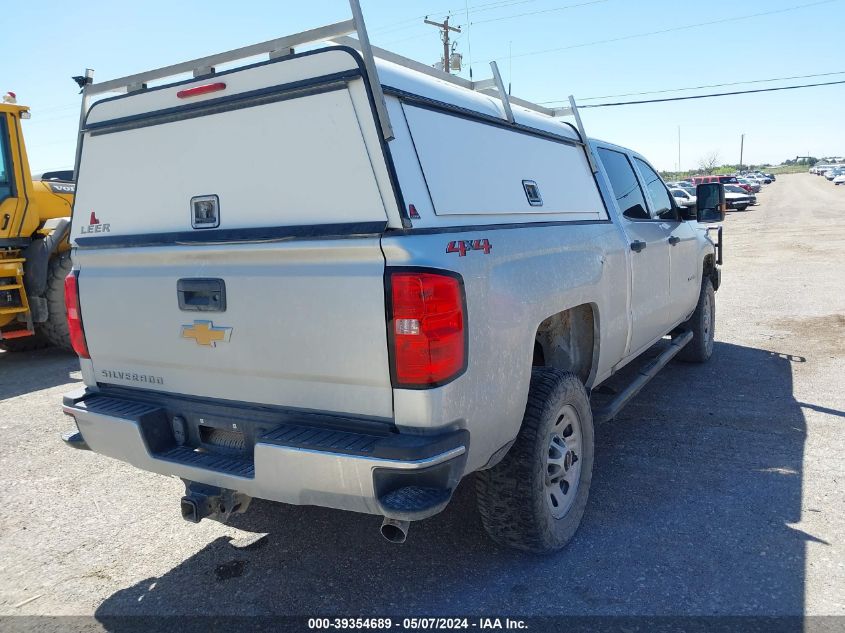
[72,0,598,178]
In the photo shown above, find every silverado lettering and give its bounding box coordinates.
[100,370,163,385]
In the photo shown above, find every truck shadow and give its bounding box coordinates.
[94,341,811,618]
[0,348,80,400]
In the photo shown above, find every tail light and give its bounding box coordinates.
[388,270,466,388]
[64,272,90,359]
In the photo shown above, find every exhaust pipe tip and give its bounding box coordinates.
[380,518,410,544]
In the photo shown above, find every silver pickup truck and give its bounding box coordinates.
[61,8,724,553]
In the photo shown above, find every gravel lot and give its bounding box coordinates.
[1,173,843,619]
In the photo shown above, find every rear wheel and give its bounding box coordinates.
[476,369,594,553]
[40,252,73,351]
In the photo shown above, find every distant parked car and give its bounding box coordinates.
[670,188,696,208]
[725,190,753,211]
[833,173,845,185]
[738,178,761,193]
[692,175,739,186]
[726,184,757,205]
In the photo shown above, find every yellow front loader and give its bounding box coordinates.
[0,93,74,352]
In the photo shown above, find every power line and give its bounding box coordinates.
[31,102,78,115]
[445,0,537,19]
[379,31,437,47]
[471,0,609,25]
[371,0,534,35]
[489,0,840,63]
[29,110,82,124]
[538,70,845,104]
[578,79,845,108]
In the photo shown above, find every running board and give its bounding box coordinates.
[592,330,693,424]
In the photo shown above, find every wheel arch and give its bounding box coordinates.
[531,302,600,387]
[703,251,719,291]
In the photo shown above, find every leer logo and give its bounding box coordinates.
[181,320,233,347]
[79,211,110,234]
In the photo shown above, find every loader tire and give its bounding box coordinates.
[476,368,594,553]
[677,278,715,363]
[0,331,50,352]
[40,252,73,351]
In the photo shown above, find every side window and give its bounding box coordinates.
[597,148,649,220]
[635,157,676,220]
[0,117,12,204]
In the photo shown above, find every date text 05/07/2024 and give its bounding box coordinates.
[307,617,527,630]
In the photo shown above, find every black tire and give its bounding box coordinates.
[677,278,715,363]
[736,204,748,211]
[476,369,594,553]
[0,330,50,352]
[40,251,73,351]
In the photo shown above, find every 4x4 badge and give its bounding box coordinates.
[181,320,232,347]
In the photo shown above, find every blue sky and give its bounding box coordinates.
[4,0,843,172]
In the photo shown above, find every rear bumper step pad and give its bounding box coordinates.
[62,389,467,519]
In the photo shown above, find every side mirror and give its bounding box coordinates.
[696,183,725,223]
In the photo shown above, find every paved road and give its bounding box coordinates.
[1,174,843,619]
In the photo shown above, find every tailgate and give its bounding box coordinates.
[71,49,398,419]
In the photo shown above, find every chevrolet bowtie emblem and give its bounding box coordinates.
[181,320,232,347]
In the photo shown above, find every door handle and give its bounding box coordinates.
[668,236,681,245]
[630,240,647,253]
[177,278,226,312]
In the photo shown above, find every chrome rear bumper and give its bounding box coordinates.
[62,388,467,519]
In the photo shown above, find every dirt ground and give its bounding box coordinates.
[0,173,843,621]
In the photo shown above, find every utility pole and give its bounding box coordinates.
[739,133,745,172]
[508,41,513,95]
[677,126,681,173]
[424,16,461,73]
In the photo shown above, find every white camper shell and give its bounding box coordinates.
[68,33,606,419]
[62,1,722,552]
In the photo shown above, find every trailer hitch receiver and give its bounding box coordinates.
[180,482,251,524]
